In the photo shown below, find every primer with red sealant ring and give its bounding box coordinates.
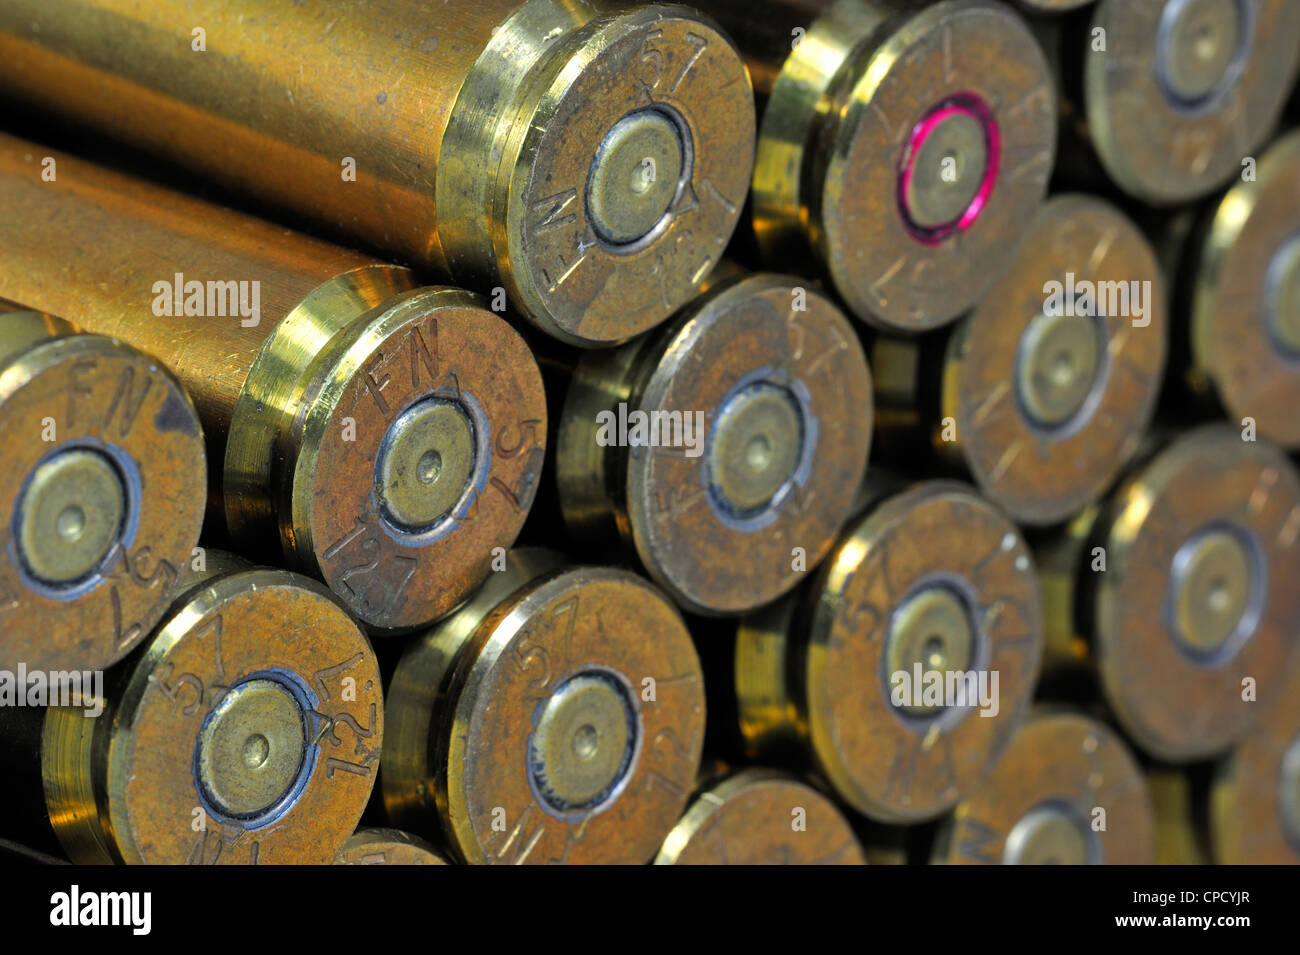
[897,93,1002,247]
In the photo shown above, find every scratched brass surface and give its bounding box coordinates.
[0,133,546,631]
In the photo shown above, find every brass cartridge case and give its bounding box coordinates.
[697,0,1057,332]
[654,767,866,864]
[0,307,206,673]
[931,710,1156,864]
[0,134,547,632]
[1043,0,1300,205]
[382,548,705,864]
[0,0,756,347]
[1037,425,1300,762]
[735,479,1044,824]
[1211,663,1300,864]
[39,551,384,865]
[871,193,1167,526]
[1167,129,1300,449]
[557,270,872,616]
[333,828,449,865]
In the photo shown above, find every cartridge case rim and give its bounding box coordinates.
[942,193,1167,525]
[422,564,704,864]
[1190,129,1300,448]
[1093,425,1300,761]
[0,331,205,672]
[817,0,1057,330]
[1084,0,1300,204]
[653,767,866,864]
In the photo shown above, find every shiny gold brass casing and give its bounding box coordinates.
[558,272,872,615]
[736,481,1044,823]
[42,554,383,864]
[655,768,865,864]
[932,711,1156,864]
[0,309,205,672]
[0,0,756,346]
[382,549,705,864]
[0,135,546,632]
[701,0,1057,332]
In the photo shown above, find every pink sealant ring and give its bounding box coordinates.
[896,93,1002,247]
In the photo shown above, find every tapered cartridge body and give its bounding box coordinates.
[872,194,1167,526]
[383,549,705,864]
[0,135,547,631]
[558,271,872,615]
[736,479,1044,823]
[0,0,756,346]
[38,552,384,865]
[931,711,1156,864]
[0,308,206,672]
[1037,425,1300,762]
[698,0,1057,332]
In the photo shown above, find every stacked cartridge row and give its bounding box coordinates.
[0,0,1297,865]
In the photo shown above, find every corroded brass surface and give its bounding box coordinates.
[382,549,705,864]
[655,769,865,864]
[0,135,546,631]
[0,310,205,672]
[736,481,1044,823]
[558,272,871,615]
[933,711,1156,864]
[41,557,383,864]
[0,0,755,346]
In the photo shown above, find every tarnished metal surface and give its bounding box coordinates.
[1181,129,1300,448]
[558,272,871,614]
[1040,425,1300,762]
[382,549,705,864]
[40,554,383,864]
[333,828,449,865]
[1080,0,1300,204]
[0,310,206,673]
[701,0,1056,331]
[655,768,865,864]
[932,711,1156,865]
[736,481,1043,823]
[873,194,1166,525]
[1211,667,1300,864]
[0,135,546,632]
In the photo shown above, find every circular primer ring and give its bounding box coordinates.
[525,666,644,823]
[896,92,1002,247]
[192,667,322,831]
[702,368,818,533]
[10,438,142,602]
[373,388,492,547]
